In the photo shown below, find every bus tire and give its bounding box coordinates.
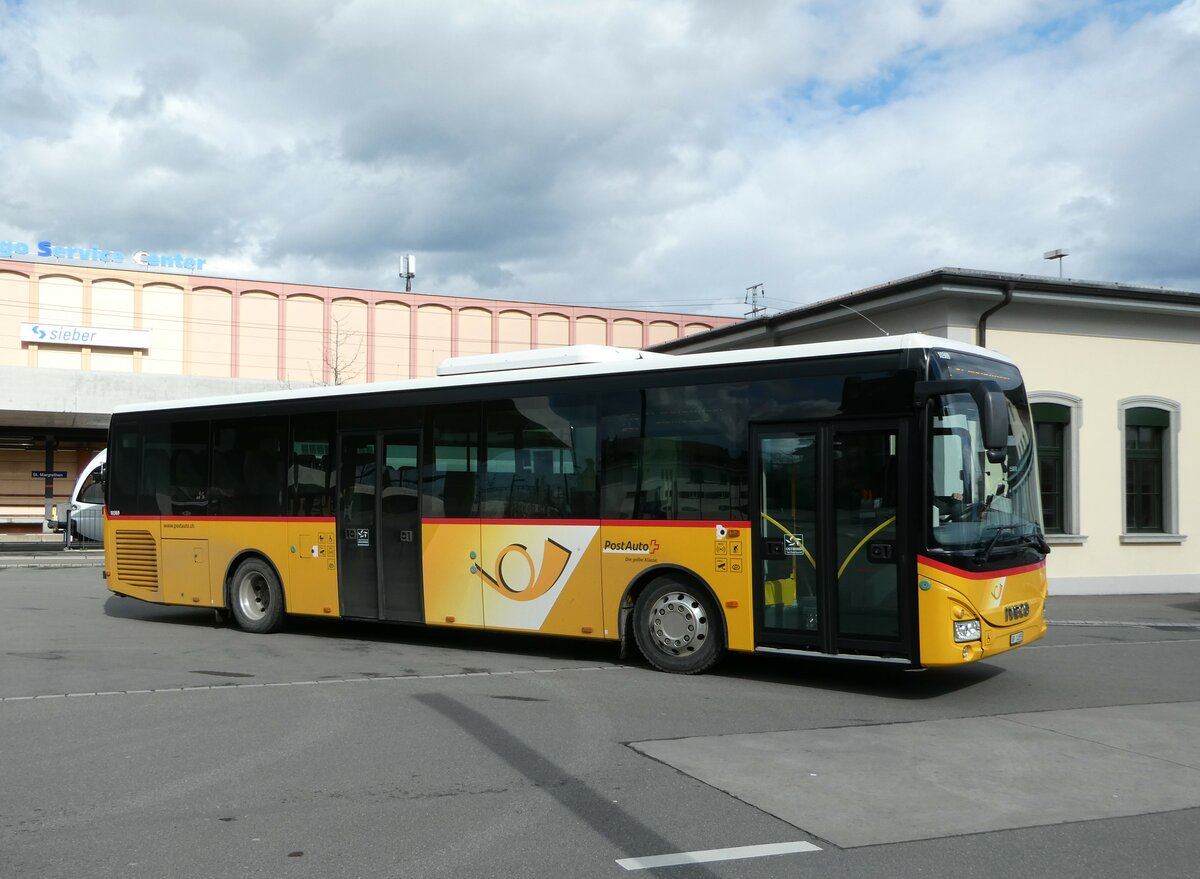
[228,558,285,634]
[633,577,724,674]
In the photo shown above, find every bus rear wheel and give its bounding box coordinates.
[228,558,284,634]
[633,578,724,674]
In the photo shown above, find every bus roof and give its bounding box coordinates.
[111,332,1016,415]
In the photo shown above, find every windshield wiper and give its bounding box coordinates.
[1019,531,1052,555]
[975,524,1019,564]
[975,525,1050,563]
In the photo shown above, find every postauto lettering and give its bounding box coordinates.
[0,239,206,271]
[603,539,653,553]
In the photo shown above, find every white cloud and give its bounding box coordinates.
[0,0,1196,315]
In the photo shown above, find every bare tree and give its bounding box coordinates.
[322,313,365,385]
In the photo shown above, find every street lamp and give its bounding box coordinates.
[1043,248,1068,278]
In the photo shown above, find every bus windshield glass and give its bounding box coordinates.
[927,351,1045,563]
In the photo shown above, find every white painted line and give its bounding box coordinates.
[616,840,821,871]
[1028,637,1200,650]
[1050,619,1200,629]
[0,665,628,703]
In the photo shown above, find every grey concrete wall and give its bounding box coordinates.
[0,366,316,430]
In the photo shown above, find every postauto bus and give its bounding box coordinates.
[103,335,1048,673]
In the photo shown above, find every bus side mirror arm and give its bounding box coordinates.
[915,379,1009,461]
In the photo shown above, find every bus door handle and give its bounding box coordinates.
[764,539,800,559]
[867,541,895,563]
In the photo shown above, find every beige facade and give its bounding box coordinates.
[0,258,734,534]
[0,261,729,384]
[992,331,1196,594]
[655,268,1200,595]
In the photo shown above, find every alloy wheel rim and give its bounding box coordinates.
[648,591,708,655]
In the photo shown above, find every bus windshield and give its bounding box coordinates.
[927,353,1046,564]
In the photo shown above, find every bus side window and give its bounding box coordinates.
[600,392,642,519]
[108,421,140,514]
[142,447,172,515]
[210,417,286,517]
[424,405,479,519]
[630,384,748,521]
[484,395,597,519]
[289,413,335,518]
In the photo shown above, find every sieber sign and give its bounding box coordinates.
[1,239,207,272]
[21,323,151,350]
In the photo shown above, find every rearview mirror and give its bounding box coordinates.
[915,379,1009,462]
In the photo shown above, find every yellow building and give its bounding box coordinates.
[0,257,733,534]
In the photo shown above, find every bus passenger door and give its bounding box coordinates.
[754,422,908,658]
[756,430,822,650]
[830,424,905,655]
[337,432,423,622]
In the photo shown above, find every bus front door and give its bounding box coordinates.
[337,432,423,622]
[755,422,909,659]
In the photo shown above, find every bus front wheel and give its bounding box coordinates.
[633,578,724,674]
[229,558,284,634]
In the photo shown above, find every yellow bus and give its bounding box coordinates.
[102,334,1048,673]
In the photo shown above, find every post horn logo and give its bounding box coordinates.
[472,538,573,602]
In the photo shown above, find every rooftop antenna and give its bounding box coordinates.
[836,302,889,336]
[744,283,766,318]
[400,254,416,292]
[1043,248,1068,278]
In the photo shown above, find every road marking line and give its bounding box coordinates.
[0,665,628,703]
[1029,637,1200,649]
[1050,619,1200,630]
[616,840,821,870]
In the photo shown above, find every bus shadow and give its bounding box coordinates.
[290,615,624,666]
[1167,596,1200,615]
[712,650,1004,698]
[103,596,1002,696]
[279,618,1004,697]
[103,595,228,627]
[103,594,622,665]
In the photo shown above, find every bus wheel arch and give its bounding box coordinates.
[225,552,287,634]
[622,567,726,674]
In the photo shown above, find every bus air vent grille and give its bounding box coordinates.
[115,530,159,590]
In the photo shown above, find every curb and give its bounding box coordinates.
[0,552,103,568]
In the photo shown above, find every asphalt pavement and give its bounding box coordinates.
[4,564,1199,878]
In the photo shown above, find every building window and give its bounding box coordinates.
[1125,408,1166,532]
[1030,393,1083,542]
[1033,404,1067,533]
[1119,397,1183,543]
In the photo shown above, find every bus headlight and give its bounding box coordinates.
[953,619,982,642]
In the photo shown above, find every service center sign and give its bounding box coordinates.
[1,239,207,272]
[21,323,151,350]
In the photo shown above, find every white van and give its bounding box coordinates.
[68,449,106,543]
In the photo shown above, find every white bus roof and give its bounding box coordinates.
[111,333,1016,415]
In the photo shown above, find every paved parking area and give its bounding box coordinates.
[2,565,1199,878]
[633,701,1200,847]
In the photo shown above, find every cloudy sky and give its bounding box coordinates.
[2,0,1197,317]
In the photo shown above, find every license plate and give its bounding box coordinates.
[1010,631,1024,646]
